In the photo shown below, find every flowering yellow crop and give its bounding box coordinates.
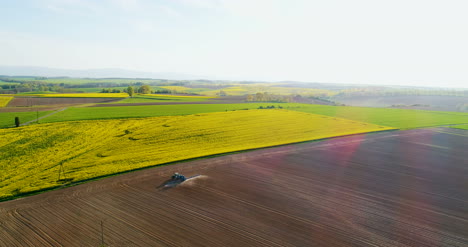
[203,86,248,96]
[37,93,129,98]
[140,94,214,99]
[202,85,336,97]
[0,97,13,107]
[0,110,394,199]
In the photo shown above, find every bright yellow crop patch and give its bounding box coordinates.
[0,96,13,107]
[140,94,214,99]
[36,93,129,98]
[0,110,394,199]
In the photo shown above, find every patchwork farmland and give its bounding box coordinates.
[0,110,393,200]
[2,1,468,245]
[0,128,466,246]
[1,83,467,246]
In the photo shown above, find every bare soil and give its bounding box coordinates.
[0,128,467,246]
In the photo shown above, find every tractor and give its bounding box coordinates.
[171,172,186,182]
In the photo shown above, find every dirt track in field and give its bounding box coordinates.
[1,128,467,246]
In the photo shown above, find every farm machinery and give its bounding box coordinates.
[160,172,200,188]
[171,172,186,182]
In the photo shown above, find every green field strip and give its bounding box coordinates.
[34,103,286,123]
[0,111,54,128]
[288,104,468,129]
[5,103,468,129]
[449,124,468,130]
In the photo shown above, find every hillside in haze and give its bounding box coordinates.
[0,66,202,80]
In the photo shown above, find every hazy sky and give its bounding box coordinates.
[1,0,467,87]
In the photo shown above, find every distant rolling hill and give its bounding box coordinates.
[0,65,204,80]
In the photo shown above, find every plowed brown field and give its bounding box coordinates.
[1,128,467,246]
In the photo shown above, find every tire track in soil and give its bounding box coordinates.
[111,183,291,247]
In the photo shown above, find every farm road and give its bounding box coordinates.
[20,107,67,126]
[0,128,467,246]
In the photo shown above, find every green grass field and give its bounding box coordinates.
[36,103,277,123]
[290,104,468,129]
[450,124,468,130]
[0,111,53,128]
[22,103,468,129]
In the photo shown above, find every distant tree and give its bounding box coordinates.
[219,90,227,96]
[138,85,151,94]
[15,117,20,127]
[255,92,264,101]
[127,86,134,97]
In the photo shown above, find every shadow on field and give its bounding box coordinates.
[156,175,205,191]
[156,179,184,191]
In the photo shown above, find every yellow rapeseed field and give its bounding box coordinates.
[0,96,13,107]
[202,85,336,97]
[140,94,214,99]
[0,110,394,199]
[203,86,248,96]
